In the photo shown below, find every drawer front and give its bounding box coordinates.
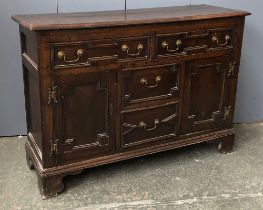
[52,42,90,68]
[121,64,181,105]
[51,36,149,68]
[156,28,234,57]
[121,103,178,148]
[118,36,149,61]
[209,28,234,49]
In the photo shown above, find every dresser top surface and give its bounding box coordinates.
[12,4,250,31]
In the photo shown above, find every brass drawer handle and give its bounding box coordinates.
[162,39,182,53]
[57,49,85,63]
[138,119,159,131]
[140,76,161,88]
[121,43,144,56]
[212,35,230,47]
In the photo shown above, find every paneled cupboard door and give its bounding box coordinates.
[53,71,116,164]
[181,55,234,134]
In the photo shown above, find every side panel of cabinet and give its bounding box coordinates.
[181,55,233,134]
[53,71,116,164]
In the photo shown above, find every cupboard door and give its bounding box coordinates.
[181,56,232,134]
[53,71,115,164]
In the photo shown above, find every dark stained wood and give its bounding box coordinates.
[121,63,181,106]
[217,134,235,153]
[181,55,232,134]
[51,36,150,69]
[121,102,178,148]
[54,71,116,164]
[37,173,65,199]
[13,5,250,199]
[12,5,250,31]
[156,27,235,57]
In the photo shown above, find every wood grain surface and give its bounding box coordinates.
[12,5,250,31]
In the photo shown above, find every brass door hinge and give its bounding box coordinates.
[228,62,236,77]
[223,106,232,120]
[49,139,59,157]
[48,85,58,105]
[109,104,114,116]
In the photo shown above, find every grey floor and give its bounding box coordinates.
[1,123,263,210]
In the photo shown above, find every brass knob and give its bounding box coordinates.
[140,78,147,85]
[162,41,169,49]
[212,35,218,43]
[76,49,84,57]
[121,44,129,52]
[176,39,182,46]
[137,43,144,51]
[138,121,146,127]
[57,51,66,59]
[156,75,161,83]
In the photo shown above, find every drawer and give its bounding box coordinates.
[52,42,91,68]
[121,63,181,105]
[121,103,178,148]
[51,36,150,68]
[118,36,149,61]
[209,28,234,49]
[156,28,234,57]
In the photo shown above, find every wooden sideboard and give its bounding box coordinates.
[12,5,250,199]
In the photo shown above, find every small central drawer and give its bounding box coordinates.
[118,36,149,61]
[121,63,181,105]
[121,103,178,148]
[51,36,150,68]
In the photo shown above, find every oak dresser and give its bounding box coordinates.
[12,5,250,199]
